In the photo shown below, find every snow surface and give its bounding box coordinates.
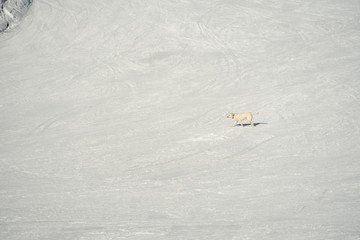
[0,0,33,32]
[1,0,360,239]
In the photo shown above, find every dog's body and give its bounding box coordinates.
[227,112,259,127]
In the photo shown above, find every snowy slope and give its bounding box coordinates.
[1,0,360,239]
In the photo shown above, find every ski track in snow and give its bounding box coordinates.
[1,0,360,239]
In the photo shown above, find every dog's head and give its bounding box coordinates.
[227,113,235,119]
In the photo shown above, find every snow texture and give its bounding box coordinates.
[0,0,32,32]
[1,0,360,239]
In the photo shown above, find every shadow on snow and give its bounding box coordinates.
[234,122,268,127]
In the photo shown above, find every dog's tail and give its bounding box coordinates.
[252,112,259,115]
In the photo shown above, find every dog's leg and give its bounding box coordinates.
[250,120,255,127]
[232,121,238,127]
[240,120,244,127]
[248,116,254,127]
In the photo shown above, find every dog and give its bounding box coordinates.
[227,112,259,127]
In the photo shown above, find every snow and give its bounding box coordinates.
[0,0,33,32]
[1,0,360,239]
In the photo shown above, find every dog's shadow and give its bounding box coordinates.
[235,122,267,127]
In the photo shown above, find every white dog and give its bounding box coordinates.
[227,112,259,127]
